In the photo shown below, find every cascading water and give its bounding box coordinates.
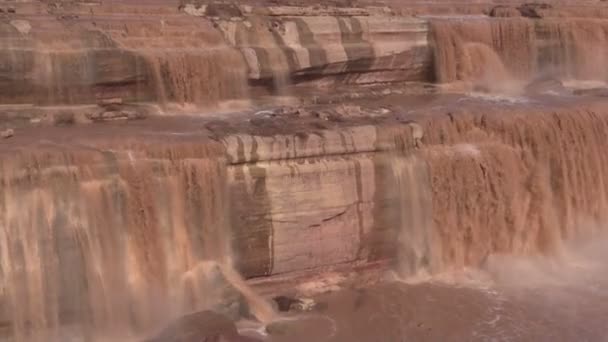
[388,155,435,278]
[144,50,250,107]
[0,142,274,341]
[430,17,608,92]
[536,19,608,81]
[6,3,608,341]
[390,103,608,279]
[430,18,536,86]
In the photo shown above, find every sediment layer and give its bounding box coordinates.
[4,1,608,107]
[2,96,608,338]
[3,0,608,340]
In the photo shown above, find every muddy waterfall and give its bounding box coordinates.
[2,1,608,341]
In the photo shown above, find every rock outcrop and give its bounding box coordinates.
[0,1,431,107]
[3,0,608,341]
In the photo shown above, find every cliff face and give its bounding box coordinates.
[3,0,608,340]
[3,98,608,339]
[0,1,431,107]
[3,1,608,107]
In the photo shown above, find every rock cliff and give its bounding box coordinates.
[3,0,608,340]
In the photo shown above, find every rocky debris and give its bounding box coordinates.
[262,5,369,17]
[143,310,260,342]
[517,3,552,18]
[88,110,145,122]
[273,296,300,312]
[272,106,301,117]
[268,19,286,34]
[488,3,552,18]
[311,110,331,121]
[488,5,522,18]
[573,88,608,97]
[249,104,394,125]
[334,104,364,118]
[206,3,243,18]
[98,97,124,107]
[272,296,317,312]
[1,129,14,139]
[179,3,207,16]
[250,106,303,126]
[91,100,147,122]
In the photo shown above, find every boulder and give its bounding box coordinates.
[272,296,317,312]
[489,6,522,18]
[518,3,552,18]
[1,129,14,139]
[98,98,124,107]
[272,296,301,312]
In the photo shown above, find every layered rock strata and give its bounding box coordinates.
[3,97,608,339]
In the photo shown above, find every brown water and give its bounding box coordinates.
[144,50,250,106]
[0,142,275,341]
[246,97,608,341]
[3,99,608,341]
[5,8,608,342]
[430,17,608,91]
[430,18,536,85]
[261,235,608,341]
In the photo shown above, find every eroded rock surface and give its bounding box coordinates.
[3,0,608,341]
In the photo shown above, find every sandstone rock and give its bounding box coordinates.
[518,3,552,18]
[205,3,243,18]
[263,5,368,17]
[489,6,521,18]
[1,129,14,139]
[10,20,31,35]
[88,109,145,122]
[181,4,207,16]
[272,296,316,312]
[98,98,123,107]
[0,3,433,107]
[289,297,316,312]
[313,110,330,121]
[273,296,299,312]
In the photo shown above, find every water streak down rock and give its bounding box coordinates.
[4,100,608,339]
[0,142,242,340]
[3,1,608,341]
[430,17,608,88]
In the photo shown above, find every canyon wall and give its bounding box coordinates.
[3,0,608,340]
[3,100,608,339]
[3,1,608,107]
[0,1,431,106]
